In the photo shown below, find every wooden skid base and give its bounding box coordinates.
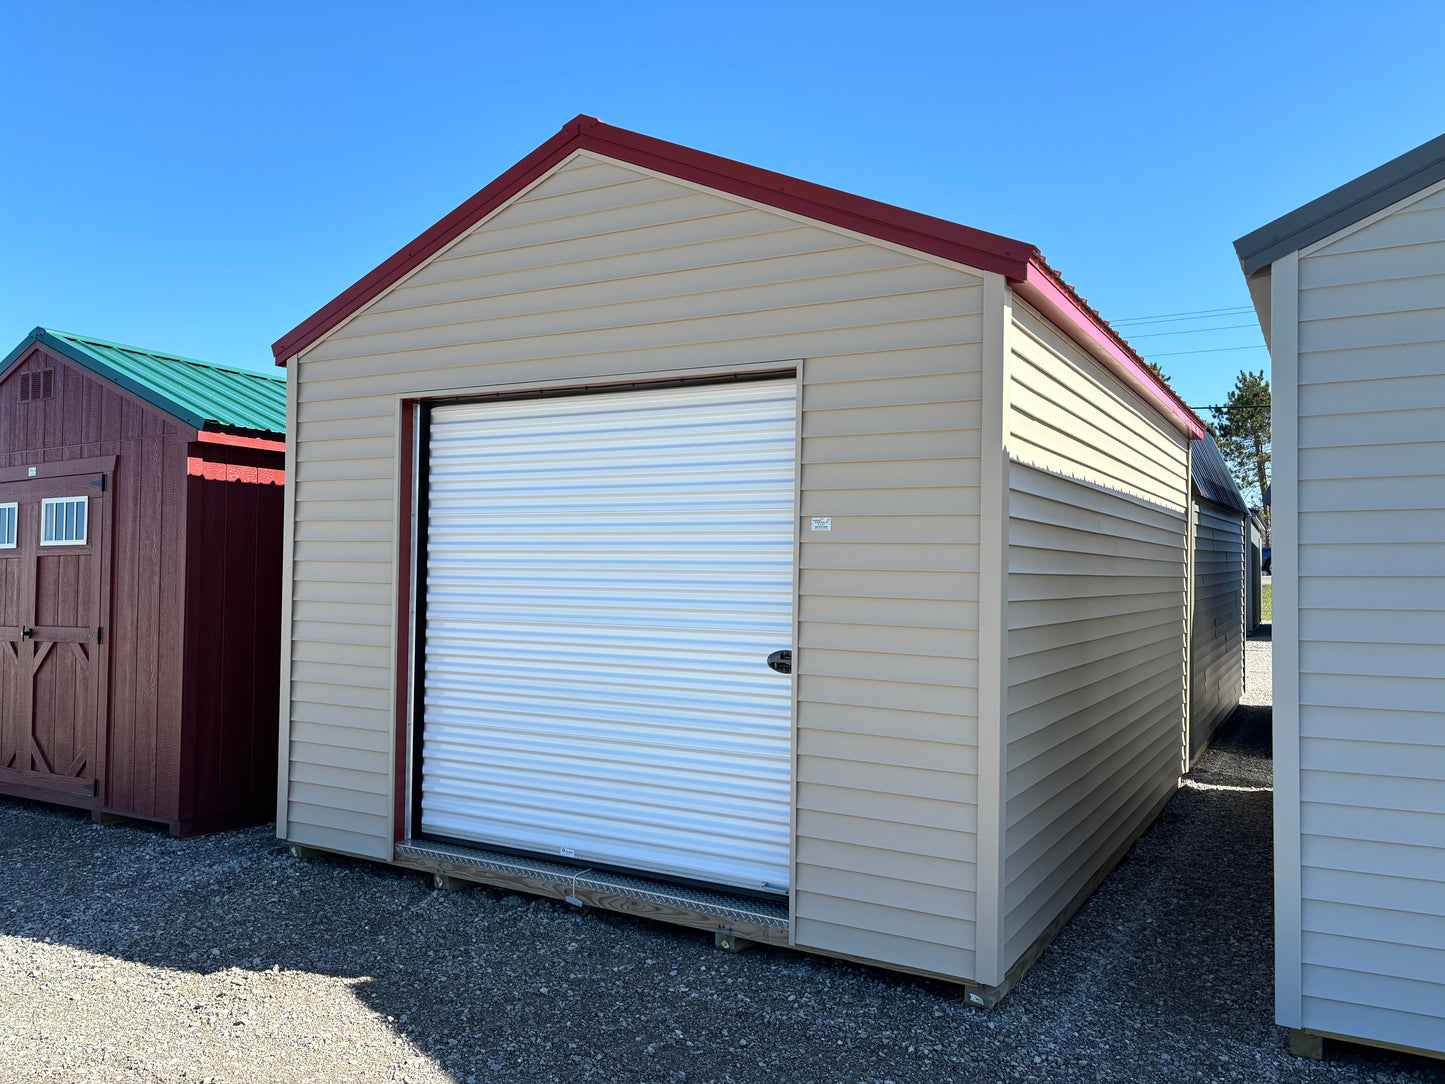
[1292,1028,1445,1064]
[1289,1030,1324,1060]
[714,930,754,953]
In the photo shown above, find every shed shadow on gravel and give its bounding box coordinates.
[4,627,1444,1082]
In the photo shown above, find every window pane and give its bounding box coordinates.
[39,498,87,545]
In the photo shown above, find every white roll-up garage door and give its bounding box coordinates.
[420,379,797,894]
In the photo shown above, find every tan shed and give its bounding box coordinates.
[274,116,1207,1002]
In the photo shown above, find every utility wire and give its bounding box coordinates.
[1125,323,1261,339]
[1146,343,1270,358]
[1113,310,1256,328]
[1112,305,1254,325]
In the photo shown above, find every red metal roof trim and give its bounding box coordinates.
[1014,258,1207,440]
[271,114,1203,439]
[196,429,286,452]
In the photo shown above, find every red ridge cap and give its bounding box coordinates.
[1012,256,1207,440]
[272,115,1037,364]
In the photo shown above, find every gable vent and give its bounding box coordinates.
[18,369,55,403]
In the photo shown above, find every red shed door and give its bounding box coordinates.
[0,472,110,805]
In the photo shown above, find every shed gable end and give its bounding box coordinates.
[300,153,991,364]
[0,346,193,460]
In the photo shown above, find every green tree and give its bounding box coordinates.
[1213,369,1271,542]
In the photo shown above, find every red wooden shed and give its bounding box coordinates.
[0,328,287,836]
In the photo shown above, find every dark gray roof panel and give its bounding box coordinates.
[1191,432,1249,515]
[1234,131,1445,275]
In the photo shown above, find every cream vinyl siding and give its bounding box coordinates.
[1286,177,1445,1053]
[285,152,986,978]
[1001,300,1188,968]
[1006,301,1188,515]
[1190,499,1245,758]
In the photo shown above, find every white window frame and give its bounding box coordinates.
[40,496,88,546]
[0,503,15,549]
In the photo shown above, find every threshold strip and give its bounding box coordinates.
[397,839,790,929]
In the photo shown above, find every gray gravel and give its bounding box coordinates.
[3,627,1442,1083]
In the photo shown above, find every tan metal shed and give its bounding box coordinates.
[274,116,1207,1003]
[1237,132,1445,1060]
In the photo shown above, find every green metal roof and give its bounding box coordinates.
[2,328,286,436]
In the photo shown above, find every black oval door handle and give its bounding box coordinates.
[766,649,792,675]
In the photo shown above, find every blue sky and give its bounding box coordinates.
[6,1,1444,415]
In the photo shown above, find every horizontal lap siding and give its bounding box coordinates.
[1291,181,1445,1052]
[796,344,983,977]
[1001,302,1187,969]
[1190,499,1244,756]
[287,153,985,977]
[1006,304,1187,515]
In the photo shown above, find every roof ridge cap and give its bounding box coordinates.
[43,329,282,381]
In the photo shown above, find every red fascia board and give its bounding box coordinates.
[574,122,1038,278]
[272,115,1038,364]
[1013,259,1207,440]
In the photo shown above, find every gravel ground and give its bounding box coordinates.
[3,627,1442,1083]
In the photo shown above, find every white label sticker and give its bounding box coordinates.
[27,467,36,477]
[559,847,576,858]
[810,517,832,532]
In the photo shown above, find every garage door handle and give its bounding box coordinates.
[20,626,31,642]
[766,649,791,675]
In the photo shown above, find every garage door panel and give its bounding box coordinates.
[420,379,797,893]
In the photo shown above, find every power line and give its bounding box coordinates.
[1112,305,1254,326]
[1114,310,1257,328]
[1125,323,1262,339]
[1146,343,1270,358]
[1190,404,1271,412]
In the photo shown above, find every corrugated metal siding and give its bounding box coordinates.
[1001,300,1187,969]
[1288,177,1445,1054]
[419,381,796,893]
[1190,433,1248,514]
[285,152,986,978]
[1189,498,1244,757]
